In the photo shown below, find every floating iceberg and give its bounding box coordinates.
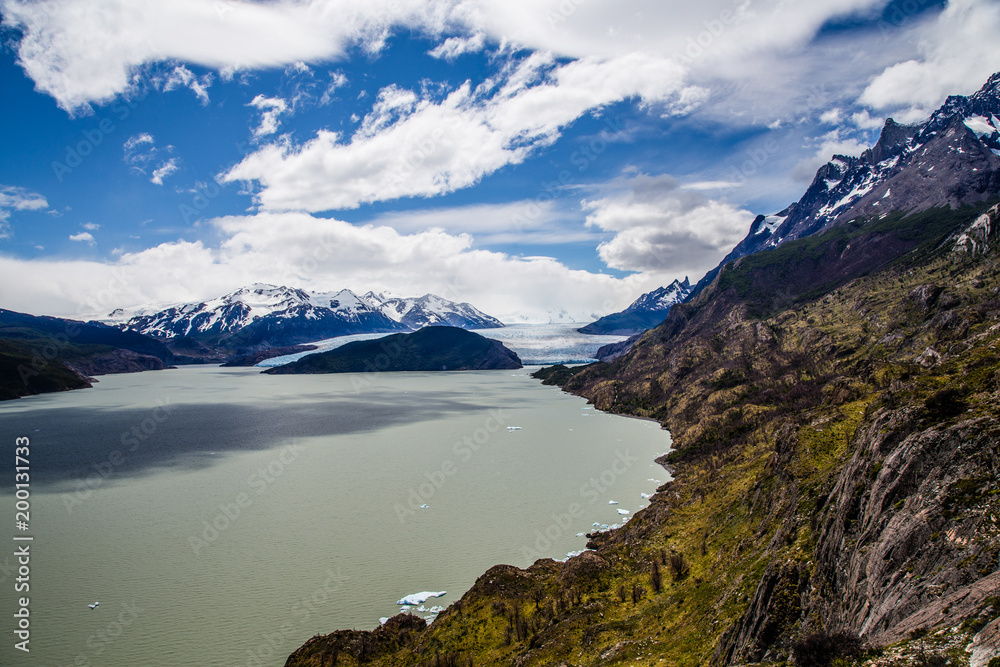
[609,500,618,505]
[617,509,630,515]
[641,493,652,499]
[396,591,447,606]
[507,426,522,431]
[379,617,390,625]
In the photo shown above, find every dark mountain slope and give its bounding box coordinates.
[691,73,1000,299]
[0,308,174,400]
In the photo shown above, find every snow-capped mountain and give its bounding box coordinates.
[622,278,693,314]
[693,71,1000,296]
[361,292,503,329]
[110,284,503,349]
[578,278,692,335]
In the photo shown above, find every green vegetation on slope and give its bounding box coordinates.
[284,206,1000,667]
[265,326,521,374]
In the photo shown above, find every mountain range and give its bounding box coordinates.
[108,283,503,352]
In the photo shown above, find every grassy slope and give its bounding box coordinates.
[284,206,1000,667]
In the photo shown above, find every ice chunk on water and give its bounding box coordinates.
[609,500,618,505]
[396,591,446,606]
[617,509,630,515]
[379,617,390,625]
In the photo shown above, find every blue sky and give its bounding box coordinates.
[0,0,997,322]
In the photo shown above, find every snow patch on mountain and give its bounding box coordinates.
[110,284,503,340]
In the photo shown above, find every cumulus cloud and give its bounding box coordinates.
[583,171,756,279]
[0,211,663,322]
[0,0,457,113]
[222,51,699,211]
[791,129,870,182]
[859,0,1000,122]
[248,94,289,137]
[0,0,899,115]
[69,231,96,245]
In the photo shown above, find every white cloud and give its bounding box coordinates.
[0,185,48,239]
[0,0,899,117]
[859,0,1000,122]
[82,222,101,231]
[124,134,180,184]
[222,51,699,211]
[0,211,667,322]
[819,108,843,125]
[69,231,96,245]
[161,65,213,105]
[151,159,180,185]
[124,133,158,172]
[428,32,485,60]
[791,130,870,182]
[319,71,349,106]
[0,185,48,213]
[851,109,885,130]
[0,0,457,113]
[583,171,755,279]
[248,94,289,138]
[370,200,600,245]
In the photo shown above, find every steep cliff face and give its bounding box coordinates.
[282,204,1000,667]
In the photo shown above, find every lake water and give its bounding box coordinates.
[0,364,670,667]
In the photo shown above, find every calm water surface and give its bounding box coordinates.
[0,365,670,667]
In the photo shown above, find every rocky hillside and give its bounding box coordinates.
[282,201,1000,666]
[691,73,1000,299]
